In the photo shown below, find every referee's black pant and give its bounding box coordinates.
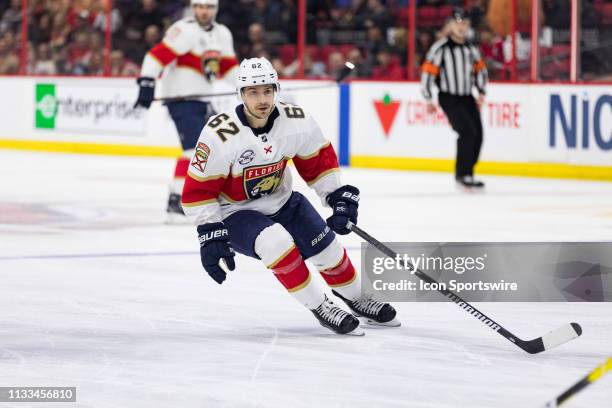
[438,92,483,178]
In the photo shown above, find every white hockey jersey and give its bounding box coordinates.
[182,103,342,226]
[140,17,238,99]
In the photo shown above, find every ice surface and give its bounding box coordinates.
[0,151,611,408]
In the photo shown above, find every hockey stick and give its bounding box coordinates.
[155,62,355,103]
[349,224,583,354]
[543,357,612,407]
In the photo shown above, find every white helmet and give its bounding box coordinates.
[191,0,218,6]
[236,57,280,103]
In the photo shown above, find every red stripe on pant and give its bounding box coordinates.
[174,157,190,178]
[272,247,311,292]
[320,249,356,287]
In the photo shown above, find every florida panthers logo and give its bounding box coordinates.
[202,50,221,82]
[243,160,286,200]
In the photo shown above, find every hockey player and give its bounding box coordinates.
[181,57,399,335]
[134,0,239,220]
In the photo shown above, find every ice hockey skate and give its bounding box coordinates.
[311,294,363,336]
[165,193,189,224]
[456,175,485,190]
[332,290,400,327]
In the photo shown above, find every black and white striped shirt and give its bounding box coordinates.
[420,37,488,100]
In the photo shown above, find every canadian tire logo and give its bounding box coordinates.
[35,83,58,129]
[373,93,400,137]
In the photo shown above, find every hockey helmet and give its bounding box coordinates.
[236,57,280,103]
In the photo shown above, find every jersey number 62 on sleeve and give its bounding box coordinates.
[284,106,305,119]
[208,113,240,142]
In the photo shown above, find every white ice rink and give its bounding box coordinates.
[1,150,611,408]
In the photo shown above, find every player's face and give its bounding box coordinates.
[193,4,216,26]
[242,85,276,119]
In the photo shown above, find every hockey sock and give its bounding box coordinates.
[255,224,325,309]
[171,156,190,195]
[311,240,362,301]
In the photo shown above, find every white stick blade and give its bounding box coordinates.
[542,323,582,350]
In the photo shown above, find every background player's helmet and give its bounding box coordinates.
[191,0,218,6]
[236,57,280,103]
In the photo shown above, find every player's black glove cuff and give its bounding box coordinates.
[134,76,155,109]
[197,222,236,284]
[325,185,360,235]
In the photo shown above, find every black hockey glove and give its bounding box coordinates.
[134,76,155,109]
[197,222,236,284]
[326,185,360,235]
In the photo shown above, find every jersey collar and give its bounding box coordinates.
[235,104,280,136]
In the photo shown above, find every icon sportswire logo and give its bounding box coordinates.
[373,93,400,137]
[35,84,58,129]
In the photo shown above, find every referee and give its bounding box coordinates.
[420,8,488,189]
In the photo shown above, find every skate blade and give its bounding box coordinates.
[361,317,401,327]
[320,323,365,336]
[456,184,485,193]
[344,328,365,336]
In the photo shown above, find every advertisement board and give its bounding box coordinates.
[34,81,146,135]
[349,82,611,178]
[0,77,339,156]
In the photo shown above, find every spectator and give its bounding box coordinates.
[128,24,160,64]
[49,11,70,51]
[467,0,486,30]
[0,0,22,34]
[67,30,91,68]
[479,26,504,67]
[110,49,139,76]
[371,48,404,80]
[271,56,291,78]
[416,30,435,65]
[279,0,298,43]
[123,0,164,43]
[93,1,123,35]
[251,0,284,31]
[304,53,327,78]
[140,0,165,30]
[31,42,58,75]
[363,25,385,70]
[306,0,332,42]
[241,22,269,59]
[346,47,370,78]
[327,50,346,79]
[89,31,104,56]
[0,31,19,74]
[86,50,104,75]
[29,11,53,45]
[390,28,407,67]
[354,0,393,35]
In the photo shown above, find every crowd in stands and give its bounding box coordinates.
[0,0,610,81]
